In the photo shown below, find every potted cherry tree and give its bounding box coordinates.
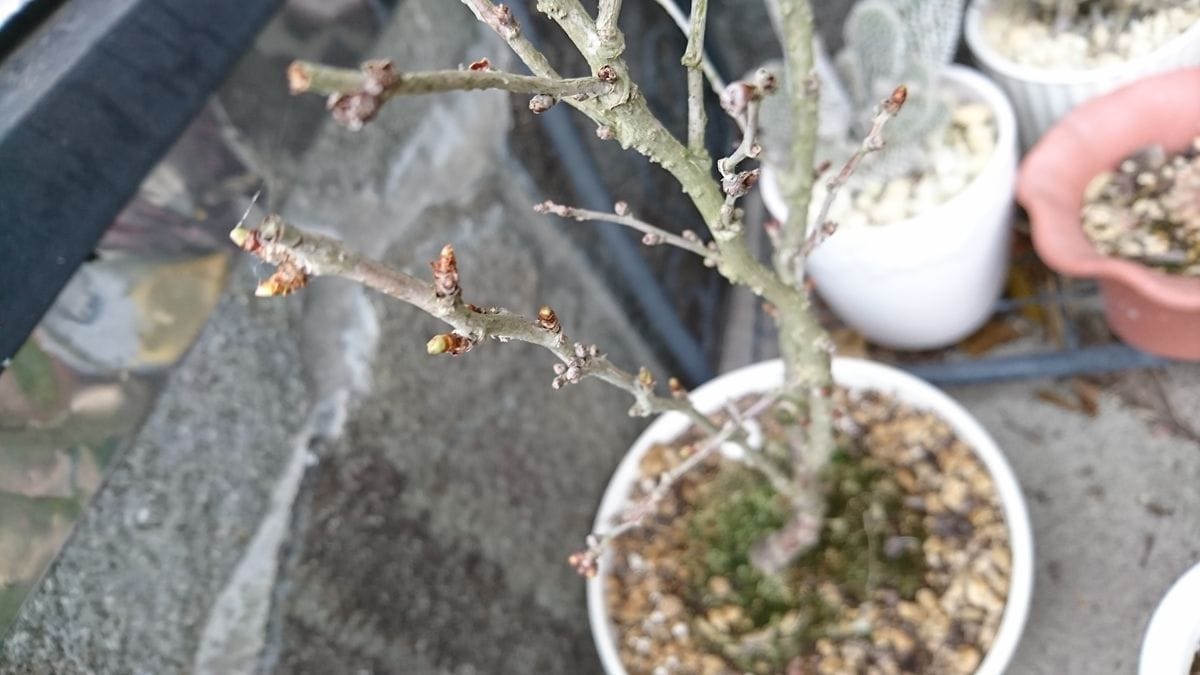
[234,0,1033,671]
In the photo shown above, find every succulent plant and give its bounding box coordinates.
[760,0,965,183]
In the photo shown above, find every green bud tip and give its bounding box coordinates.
[229,226,250,247]
[426,335,449,355]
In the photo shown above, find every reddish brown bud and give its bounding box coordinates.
[255,260,309,297]
[886,84,907,113]
[286,61,311,95]
[813,159,832,179]
[753,68,777,94]
[533,200,573,218]
[568,551,598,578]
[426,333,474,356]
[229,226,261,253]
[596,64,618,82]
[431,244,460,299]
[468,58,492,71]
[537,305,561,333]
[720,81,754,117]
[327,92,382,131]
[722,169,760,198]
[493,4,516,29]
[528,94,556,114]
[668,377,687,400]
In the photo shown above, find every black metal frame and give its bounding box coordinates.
[0,0,283,371]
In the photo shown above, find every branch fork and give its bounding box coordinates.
[241,0,915,580]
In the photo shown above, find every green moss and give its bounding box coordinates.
[682,448,927,671]
[7,341,58,410]
[0,582,31,643]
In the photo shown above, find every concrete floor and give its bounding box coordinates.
[950,367,1200,674]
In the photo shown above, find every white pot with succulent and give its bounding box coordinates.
[761,0,1018,350]
[236,0,1032,671]
[965,0,1200,149]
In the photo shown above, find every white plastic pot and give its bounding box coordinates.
[587,358,1034,675]
[1140,561,1200,675]
[965,0,1200,150]
[761,66,1017,351]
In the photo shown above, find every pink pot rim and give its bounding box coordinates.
[1018,67,1200,311]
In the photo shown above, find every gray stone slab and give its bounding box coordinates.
[0,274,310,673]
[272,161,660,673]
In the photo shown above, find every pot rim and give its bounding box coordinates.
[1139,560,1200,675]
[1017,67,1200,310]
[759,64,1016,239]
[964,0,1200,84]
[587,358,1034,675]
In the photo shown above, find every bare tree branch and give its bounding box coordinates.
[230,214,721,429]
[534,200,716,260]
[803,85,908,257]
[682,0,710,156]
[772,0,820,286]
[596,0,624,47]
[460,0,561,78]
[288,60,613,100]
[569,389,788,577]
[651,0,727,94]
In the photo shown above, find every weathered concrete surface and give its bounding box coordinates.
[0,275,310,673]
[950,367,1200,674]
[271,163,661,673]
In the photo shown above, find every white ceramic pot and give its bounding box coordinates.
[588,358,1034,675]
[761,66,1017,351]
[1140,561,1200,675]
[965,0,1200,150]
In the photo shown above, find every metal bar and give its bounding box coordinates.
[901,344,1168,387]
[0,0,284,371]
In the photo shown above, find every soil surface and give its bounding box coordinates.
[1082,140,1200,275]
[604,389,1011,674]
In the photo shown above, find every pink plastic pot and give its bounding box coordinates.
[1019,68,1200,361]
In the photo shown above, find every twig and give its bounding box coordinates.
[718,97,762,177]
[715,71,775,230]
[802,86,907,257]
[230,214,718,430]
[289,60,613,99]
[460,0,561,79]
[682,0,710,156]
[650,0,727,94]
[596,0,624,47]
[533,200,716,260]
[772,0,820,286]
[534,0,615,73]
[568,389,786,577]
